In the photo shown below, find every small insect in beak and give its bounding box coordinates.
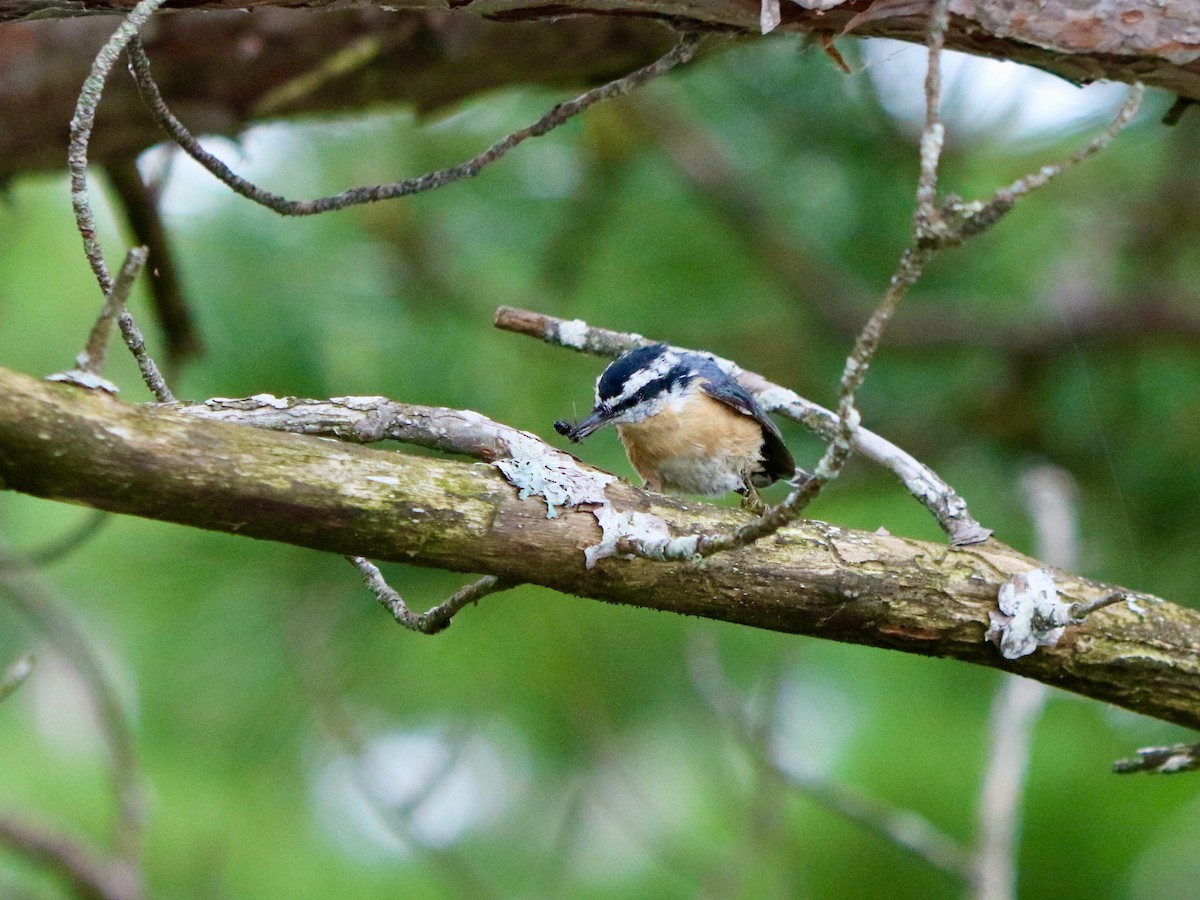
[554,407,612,443]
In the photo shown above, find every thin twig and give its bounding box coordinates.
[992,86,1145,208]
[54,246,175,402]
[76,246,147,376]
[0,814,142,900]
[822,34,1141,541]
[0,569,144,864]
[1113,742,1200,775]
[68,0,169,298]
[941,84,1145,245]
[347,556,512,634]
[778,0,951,529]
[914,0,949,233]
[698,245,932,557]
[68,0,175,401]
[689,634,973,880]
[113,297,175,403]
[126,33,701,217]
[0,509,110,572]
[1067,591,1127,622]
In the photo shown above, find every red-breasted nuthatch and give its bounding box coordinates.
[555,343,802,509]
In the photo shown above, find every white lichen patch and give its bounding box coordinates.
[492,432,692,568]
[329,395,392,410]
[754,384,801,413]
[1125,596,1148,616]
[104,424,136,441]
[493,439,615,520]
[986,567,1073,660]
[588,506,671,568]
[555,319,591,349]
[1154,753,1195,774]
[830,532,884,565]
[365,475,401,486]
[248,393,290,408]
[47,369,119,394]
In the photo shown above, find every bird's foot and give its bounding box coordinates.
[739,486,766,515]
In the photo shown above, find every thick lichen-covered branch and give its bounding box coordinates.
[0,364,1198,731]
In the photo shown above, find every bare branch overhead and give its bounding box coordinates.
[1,2,1198,180]
[0,12,678,177]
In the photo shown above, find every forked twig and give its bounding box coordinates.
[67,0,175,400]
[347,557,513,634]
[49,246,175,402]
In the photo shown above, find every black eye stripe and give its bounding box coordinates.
[609,371,693,413]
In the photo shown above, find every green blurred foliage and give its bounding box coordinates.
[1,32,1198,900]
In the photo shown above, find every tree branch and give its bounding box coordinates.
[0,13,681,179]
[3,0,1197,104]
[0,364,1197,731]
[0,2,1194,184]
[125,31,700,216]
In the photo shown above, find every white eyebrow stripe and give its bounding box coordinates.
[595,349,684,406]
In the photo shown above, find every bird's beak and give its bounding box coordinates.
[562,407,612,443]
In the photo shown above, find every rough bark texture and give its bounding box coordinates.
[2,364,1198,730]
[2,1,1200,179]
[0,10,676,177]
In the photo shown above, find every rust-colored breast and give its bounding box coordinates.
[616,392,764,495]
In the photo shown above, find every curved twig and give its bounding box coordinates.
[125,34,701,217]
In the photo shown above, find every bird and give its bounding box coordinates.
[554,343,801,511]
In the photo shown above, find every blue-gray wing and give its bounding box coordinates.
[697,368,795,485]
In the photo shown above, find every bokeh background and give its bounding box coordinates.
[2,27,1199,899]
